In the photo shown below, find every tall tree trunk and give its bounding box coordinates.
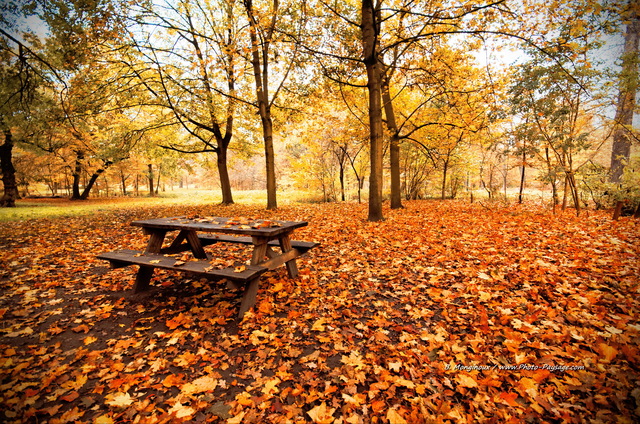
[148,164,155,197]
[339,163,345,201]
[80,161,113,200]
[120,170,128,196]
[381,73,403,209]
[71,150,84,200]
[567,172,580,215]
[561,174,569,211]
[441,158,449,200]
[217,145,234,205]
[518,151,526,204]
[245,0,277,210]
[362,0,384,222]
[610,6,639,183]
[0,127,18,207]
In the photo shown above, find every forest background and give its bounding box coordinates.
[1,0,639,219]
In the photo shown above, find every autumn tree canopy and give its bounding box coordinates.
[1,0,638,217]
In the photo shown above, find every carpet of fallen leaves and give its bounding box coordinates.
[1,200,639,424]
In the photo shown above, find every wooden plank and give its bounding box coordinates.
[134,266,154,293]
[168,230,189,250]
[132,217,308,237]
[185,230,207,259]
[279,235,299,278]
[199,234,319,253]
[250,237,269,266]
[259,248,301,271]
[238,278,260,319]
[97,250,266,282]
[145,230,167,253]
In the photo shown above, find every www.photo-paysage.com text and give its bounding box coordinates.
[446,363,586,372]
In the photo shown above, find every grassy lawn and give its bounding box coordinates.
[0,190,314,222]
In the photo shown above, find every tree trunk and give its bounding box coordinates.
[362,0,384,221]
[71,150,85,200]
[155,167,161,194]
[148,164,155,197]
[610,6,639,183]
[245,0,277,210]
[441,159,449,200]
[518,151,526,204]
[0,128,18,207]
[381,72,403,209]
[217,145,234,205]
[339,162,345,201]
[120,170,128,195]
[561,174,569,211]
[80,161,113,200]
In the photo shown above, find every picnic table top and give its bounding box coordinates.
[131,215,308,238]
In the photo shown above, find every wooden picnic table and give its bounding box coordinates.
[98,215,318,318]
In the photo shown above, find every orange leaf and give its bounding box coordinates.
[456,373,478,388]
[60,391,79,402]
[597,343,618,362]
[72,324,90,333]
[162,374,185,388]
[499,392,520,407]
[386,408,408,424]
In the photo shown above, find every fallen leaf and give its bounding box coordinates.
[386,408,408,424]
[307,402,336,424]
[104,392,134,408]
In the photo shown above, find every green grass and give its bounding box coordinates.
[0,190,289,222]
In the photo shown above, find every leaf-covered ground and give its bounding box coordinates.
[1,200,639,424]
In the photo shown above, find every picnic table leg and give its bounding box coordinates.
[250,237,269,265]
[238,277,260,319]
[185,230,207,259]
[278,234,299,278]
[134,229,167,292]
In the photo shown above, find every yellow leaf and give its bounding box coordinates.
[95,415,114,424]
[307,402,336,424]
[262,377,281,396]
[386,408,408,424]
[456,373,478,388]
[104,392,134,408]
[341,351,366,369]
[168,401,195,419]
[388,361,402,371]
[312,318,326,332]
[181,375,218,395]
[228,411,245,424]
[83,336,97,345]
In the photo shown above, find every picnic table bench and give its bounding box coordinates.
[98,215,318,318]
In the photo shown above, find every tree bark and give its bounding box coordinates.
[518,151,526,204]
[120,170,128,195]
[610,6,639,183]
[441,157,449,200]
[80,162,112,200]
[71,150,85,200]
[148,164,155,197]
[245,0,277,210]
[217,145,234,204]
[362,0,384,221]
[381,72,402,209]
[0,127,18,207]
